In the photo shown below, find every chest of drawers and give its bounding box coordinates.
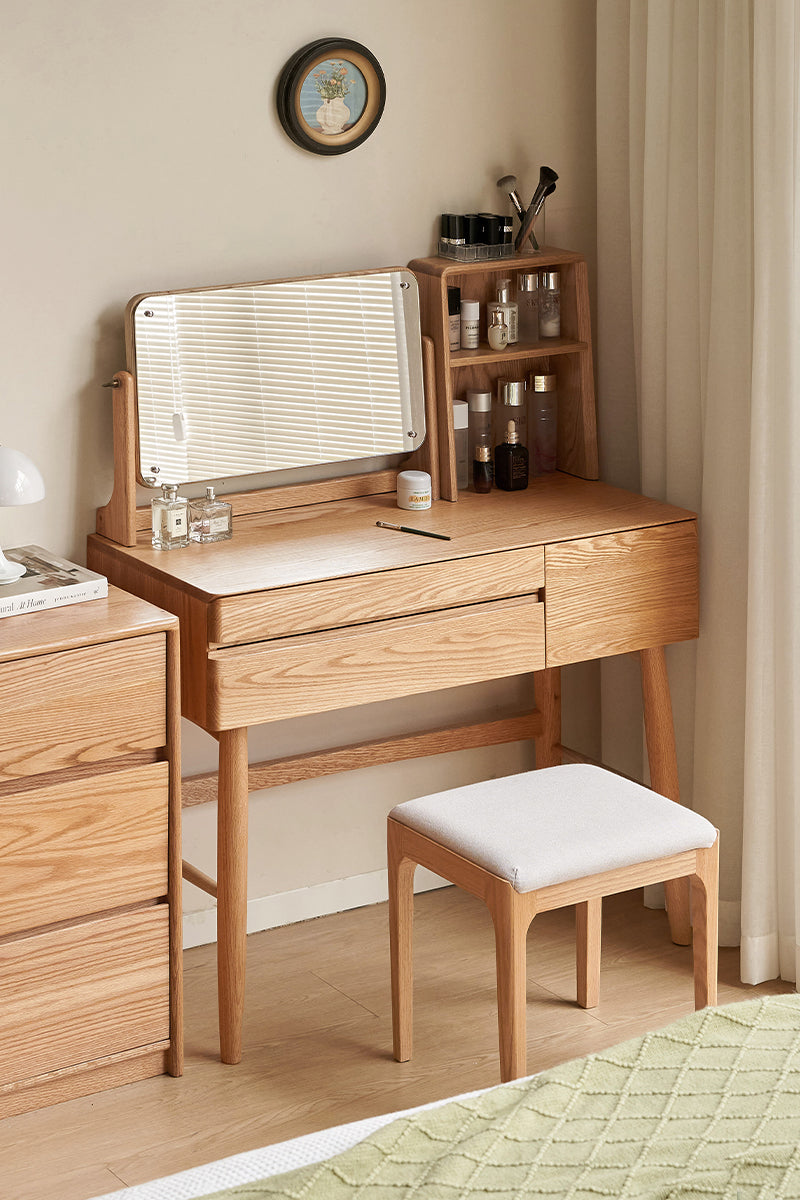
[0,587,181,1117]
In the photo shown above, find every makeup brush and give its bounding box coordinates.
[514,166,559,252]
[496,174,538,250]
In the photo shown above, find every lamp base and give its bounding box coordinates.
[0,546,25,584]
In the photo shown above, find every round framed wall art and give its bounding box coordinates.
[276,38,386,155]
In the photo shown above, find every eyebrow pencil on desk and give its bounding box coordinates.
[375,521,451,542]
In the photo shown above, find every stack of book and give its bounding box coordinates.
[0,546,108,619]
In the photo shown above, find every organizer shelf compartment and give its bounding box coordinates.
[409,248,598,499]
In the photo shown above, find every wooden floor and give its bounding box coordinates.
[0,886,793,1200]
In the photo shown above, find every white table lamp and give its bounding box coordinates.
[0,445,46,583]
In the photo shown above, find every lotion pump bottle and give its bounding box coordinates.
[495,420,529,491]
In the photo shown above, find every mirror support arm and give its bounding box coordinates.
[96,370,138,547]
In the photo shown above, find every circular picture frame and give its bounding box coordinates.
[276,38,386,156]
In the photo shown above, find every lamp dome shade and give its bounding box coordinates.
[0,446,45,506]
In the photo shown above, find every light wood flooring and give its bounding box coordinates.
[1,886,793,1200]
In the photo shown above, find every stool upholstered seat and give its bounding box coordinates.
[388,764,719,1084]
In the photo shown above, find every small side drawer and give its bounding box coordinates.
[544,520,699,666]
[207,596,545,729]
[208,547,545,644]
[0,907,170,1087]
[0,633,167,781]
[0,761,169,937]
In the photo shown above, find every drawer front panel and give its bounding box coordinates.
[0,633,167,781]
[0,762,169,937]
[208,597,545,729]
[209,547,545,644]
[545,521,699,666]
[0,907,170,1087]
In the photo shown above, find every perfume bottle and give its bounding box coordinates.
[189,486,233,543]
[487,278,518,343]
[495,420,529,491]
[473,435,493,493]
[487,309,509,351]
[151,484,189,550]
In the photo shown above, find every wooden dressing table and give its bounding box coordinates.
[88,252,699,1066]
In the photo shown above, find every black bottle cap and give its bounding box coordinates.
[447,286,461,315]
[464,213,481,245]
[449,213,466,245]
[478,213,501,245]
[440,213,454,241]
[501,215,513,244]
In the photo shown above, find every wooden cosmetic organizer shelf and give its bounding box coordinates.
[409,248,598,499]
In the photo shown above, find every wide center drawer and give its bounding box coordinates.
[207,595,545,729]
[0,907,170,1087]
[0,633,167,781]
[207,547,545,645]
[0,761,169,937]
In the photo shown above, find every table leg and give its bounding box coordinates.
[534,667,562,768]
[640,647,691,945]
[217,726,249,1063]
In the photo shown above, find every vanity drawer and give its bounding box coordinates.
[0,906,170,1088]
[544,521,699,666]
[207,595,545,728]
[0,762,169,937]
[0,633,167,781]
[208,547,545,644]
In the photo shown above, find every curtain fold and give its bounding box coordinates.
[598,0,800,980]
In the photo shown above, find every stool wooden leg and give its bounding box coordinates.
[490,884,531,1083]
[690,837,719,1009]
[388,820,416,1063]
[576,897,601,1008]
[640,646,691,946]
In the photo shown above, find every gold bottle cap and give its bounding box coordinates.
[475,444,491,462]
[532,373,557,391]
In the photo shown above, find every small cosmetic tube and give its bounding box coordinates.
[460,300,480,350]
[453,399,469,489]
[448,287,461,351]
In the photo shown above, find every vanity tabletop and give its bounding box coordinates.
[88,474,696,603]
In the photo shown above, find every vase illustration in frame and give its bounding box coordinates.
[277,38,385,156]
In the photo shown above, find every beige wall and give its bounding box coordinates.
[2,0,598,942]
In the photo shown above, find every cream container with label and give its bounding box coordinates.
[397,470,432,510]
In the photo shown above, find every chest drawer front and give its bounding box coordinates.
[544,521,699,666]
[207,596,545,729]
[0,633,167,781]
[0,761,168,937]
[208,547,545,644]
[0,907,170,1087]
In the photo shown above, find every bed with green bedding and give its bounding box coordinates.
[200,995,800,1200]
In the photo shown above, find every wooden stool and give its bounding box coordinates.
[388,763,719,1083]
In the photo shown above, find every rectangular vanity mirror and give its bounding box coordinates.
[127,268,426,487]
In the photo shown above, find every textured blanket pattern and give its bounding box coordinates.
[202,996,800,1199]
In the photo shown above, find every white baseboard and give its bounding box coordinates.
[182,866,450,950]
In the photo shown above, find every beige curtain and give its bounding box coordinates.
[597,0,800,981]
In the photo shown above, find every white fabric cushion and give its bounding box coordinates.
[390,764,717,893]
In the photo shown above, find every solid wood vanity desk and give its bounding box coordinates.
[88,472,698,1066]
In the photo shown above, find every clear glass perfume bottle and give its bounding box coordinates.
[151,483,189,550]
[189,486,233,543]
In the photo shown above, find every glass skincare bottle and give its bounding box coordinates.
[496,377,527,452]
[189,486,233,543]
[151,483,189,550]
[531,373,558,475]
[473,435,493,493]
[538,270,561,337]
[447,287,461,351]
[467,389,492,465]
[487,309,508,351]
[488,278,518,344]
[517,272,539,342]
[460,299,480,349]
[453,399,469,489]
[494,420,529,491]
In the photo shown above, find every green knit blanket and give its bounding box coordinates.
[202,995,800,1199]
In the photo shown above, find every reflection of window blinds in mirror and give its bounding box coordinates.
[134,274,415,484]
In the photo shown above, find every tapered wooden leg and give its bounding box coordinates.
[388,819,416,1062]
[490,885,531,1083]
[690,837,719,1008]
[534,667,562,769]
[640,646,691,945]
[217,727,249,1064]
[576,897,601,1008]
